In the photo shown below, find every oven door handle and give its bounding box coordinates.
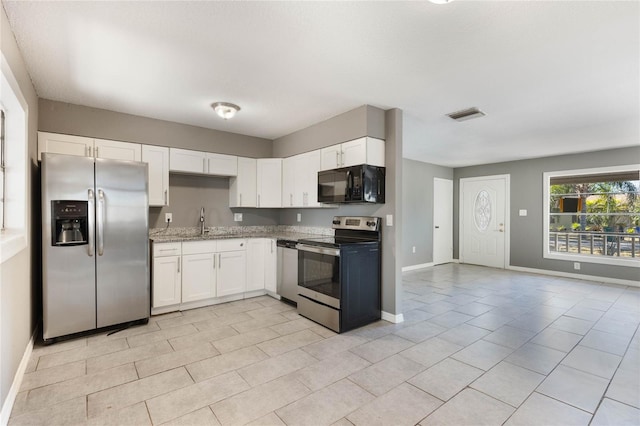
[296,244,340,257]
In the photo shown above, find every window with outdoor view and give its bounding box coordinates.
[544,166,640,266]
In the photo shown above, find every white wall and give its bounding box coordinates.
[0,3,39,417]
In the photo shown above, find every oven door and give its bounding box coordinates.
[296,244,341,309]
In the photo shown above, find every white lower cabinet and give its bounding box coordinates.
[181,253,216,302]
[152,239,252,313]
[152,243,182,311]
[217,250,247,297]
[246,238,277,293]
[264,239,277,293]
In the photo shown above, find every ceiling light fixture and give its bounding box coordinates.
[211,102,241,120]
[447,107,486,122]
[428,0,454,4]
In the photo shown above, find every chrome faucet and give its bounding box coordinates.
[200,206,206,236]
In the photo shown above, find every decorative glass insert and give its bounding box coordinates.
[474,190,491,231]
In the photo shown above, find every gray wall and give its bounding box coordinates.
[272,105,385,157]
[38,99,279,228]
[38,99,273,158]
[274,105,403,317]
[1,4,39,413]
[453,146,640,282]
[149,175,279,228]
[402,159,454,267]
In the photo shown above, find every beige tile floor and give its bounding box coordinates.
[9,264,640,425]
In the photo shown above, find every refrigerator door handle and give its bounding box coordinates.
[87,189,95,257]
[97,189,105,256]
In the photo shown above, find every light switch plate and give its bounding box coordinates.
[165,213,172,223]
[234,213,243,222]
[519,209,527,216]
[386,214,393,226]
[297,213,302,222]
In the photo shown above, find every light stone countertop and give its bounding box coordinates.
[149,225,332,244]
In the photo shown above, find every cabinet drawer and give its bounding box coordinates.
[182,240,217,255]
[217,239,246,252]
[153,242,182,257]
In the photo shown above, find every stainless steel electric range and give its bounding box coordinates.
[296,216,381,333]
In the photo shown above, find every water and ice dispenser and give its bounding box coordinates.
[51,200,88,246]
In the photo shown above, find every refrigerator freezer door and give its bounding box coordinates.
[42,154,97,340]
[95,159,149,327]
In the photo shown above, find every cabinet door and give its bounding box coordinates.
[142,145,169,206]
[256,159,282,208]
[320,144,342,170]
[217,251,247,297]
[230,157,257,207]
[38,132,93,160]
[170,148,207,174]
[182,253,216,302]
[246,239,265,292]
[300,150,321,207]
[264,239,277,293]
[206,153,238,176]
[152,255,181,308]
[282,156,296,207]
[94,139,142,161]
[341,138,368,168]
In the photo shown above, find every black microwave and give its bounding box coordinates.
[317,164,385,204]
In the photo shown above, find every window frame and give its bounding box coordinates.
[0,52,29,264]
[543,164,640,268]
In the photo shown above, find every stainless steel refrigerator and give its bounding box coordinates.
[42,153,149,342]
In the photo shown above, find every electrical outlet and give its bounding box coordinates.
[234,213,243,222]
[386,214,393,226]
[412,246,416,253]
[297,213,302,222]
[574,262,581,270]
[165,213,172,223]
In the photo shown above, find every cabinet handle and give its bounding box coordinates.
[340,151,344,166]
[213,254,216,269]
[164,189,168,205]
[177,258,180,273]
[335,151,339,166]
[208,158,211,173]
[219,253,222,268]
[158,248,175,252]
[290,193,293,206]
[86,146,90,157]
[271,240,274,253]
[239,193,242,206]
[203,158,206,173]
[95,146,99,158]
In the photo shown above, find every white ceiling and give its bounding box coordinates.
[3,1,639,167]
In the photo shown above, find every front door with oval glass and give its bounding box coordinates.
[460,175,508,268]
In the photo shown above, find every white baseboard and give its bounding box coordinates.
[402,263,434,272]
[1,328,36,425]
[381,311,404,324]
[507,265,640,287]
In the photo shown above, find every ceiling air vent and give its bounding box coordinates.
[447,107,486,122]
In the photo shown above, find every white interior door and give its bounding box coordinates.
[460,175,509,268]
[433,178,453,265]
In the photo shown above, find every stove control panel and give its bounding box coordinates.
[332,216,381,231]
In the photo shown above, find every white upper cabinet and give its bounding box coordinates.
[256,159,282,208]
[281,156,296,207]
[39,132,144,162]
[320,137,385,171]
[230,157,257,208]
[206,153,238,176]
[38,132,94,160]
[282,150,321,208]
[169,148,237,176]
[94,139,142,161]
[142,145,169,206]
[169,148,207,174]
